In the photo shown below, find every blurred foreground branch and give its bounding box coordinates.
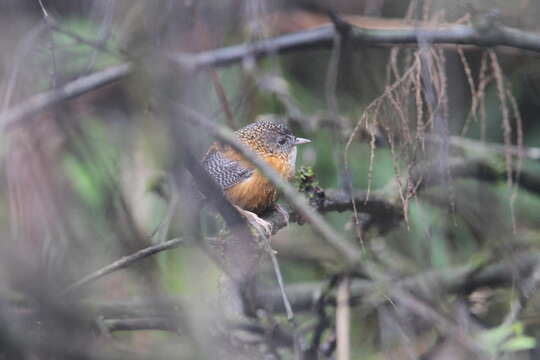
[1,63,132,130]
[64,238,185,294]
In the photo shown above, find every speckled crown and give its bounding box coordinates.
[235,116,292,153]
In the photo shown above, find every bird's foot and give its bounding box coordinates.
[234,206,273,238]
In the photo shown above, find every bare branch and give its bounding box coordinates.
[64,237,185,294]
[413,158,540,196]
[445,135,540,161]
[103,317,181,333]
[172,23,540,69]
[4,21,540,132]
[0,63,132,130]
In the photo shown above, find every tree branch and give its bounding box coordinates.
[103,317,181,333]
[172,23,540,70]
[4,21,539,130]
[64,237,185,294]
[413,158,540,196]
[0,63,132,130]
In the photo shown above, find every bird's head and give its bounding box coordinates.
[236,116,310,162]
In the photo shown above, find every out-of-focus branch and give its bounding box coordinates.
[0,63,132,130]
[82,297,295,347]
[172,23,540,69]
[100,316,295,349]
[64,237,185,294]
[103,317,181,333]
[413,158,540,196]
[102,316,292,342]
[443,135,540,161]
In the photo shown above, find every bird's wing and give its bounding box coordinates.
[203,149,254,190]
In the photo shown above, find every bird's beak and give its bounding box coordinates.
[295,137,311,145]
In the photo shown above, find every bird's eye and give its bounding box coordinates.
[278,137,288,146]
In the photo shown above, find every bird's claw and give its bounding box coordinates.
[235,206,273,238]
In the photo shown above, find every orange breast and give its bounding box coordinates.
[225,153,292,214]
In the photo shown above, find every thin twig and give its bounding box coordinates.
[64,237,185,293]
[84,0,116,74]
[210,69,236,128]
[37,0,57,88]
[1,23,47,111]
[269,247,294,321]
[48,18,122,57]
[304,276,337,358]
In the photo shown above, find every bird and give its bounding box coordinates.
[202,116,310,234]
